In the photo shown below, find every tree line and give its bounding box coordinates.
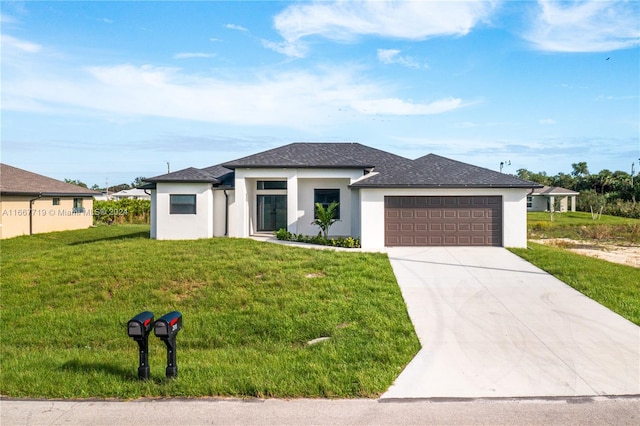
[64,177,147,194]
[516,162,640,218]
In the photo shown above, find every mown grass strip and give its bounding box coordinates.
[0,225,419,398]
[510,242,640,326]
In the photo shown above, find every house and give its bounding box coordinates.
[0,164,101,239]
[144,143,542,250]
[111,188,151,200]
[527,186,578,213]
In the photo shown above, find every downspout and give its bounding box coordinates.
[29,193,42,235]
[224,189,229,236]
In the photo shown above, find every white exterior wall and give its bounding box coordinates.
[231,168,364,238]
[297,177,352,236]
[212,190,229,237]
[359,187,530,250]
[155,182,213,240]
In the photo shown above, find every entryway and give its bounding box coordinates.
[257,195,287,232]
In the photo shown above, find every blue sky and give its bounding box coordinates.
[2,0,639,187]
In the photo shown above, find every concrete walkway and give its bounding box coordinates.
[382,247,640,399]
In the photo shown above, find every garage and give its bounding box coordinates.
[384,196,502,247]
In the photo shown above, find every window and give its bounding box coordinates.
[257,180,287,190]
[52,198,60,206]
[314,189,340,219]
[73,198,84,213]
[170,194,197,214]
[526,196,532,208]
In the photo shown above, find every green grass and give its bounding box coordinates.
[0,225,420,399]
[528,211,640,242]
[516,212,640,326]
[510,243,640,326]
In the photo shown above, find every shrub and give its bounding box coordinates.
[275,228,361,248]
[93,199,150,225]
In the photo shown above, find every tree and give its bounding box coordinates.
[571,162,589,178]
[516,169,551,185]
[131,177,147,188]
[311,201,339,239]
[64,179,88,188]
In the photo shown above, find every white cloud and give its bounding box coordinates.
[539,118,556,125]
[173,52,214,59]
[1,34,42,53]
[377,49,425,69]
[269,0,497,57]
[351,97,464,115]
[3,61,468,127]
[225,23,248,32]
[526,0,640,52]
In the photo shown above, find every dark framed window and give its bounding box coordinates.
[257,180,287,190]
[52,198,60,206]
[314,189,340,219]
[72,198,84,213]
[526,196,532,208]
[170,194,197,214]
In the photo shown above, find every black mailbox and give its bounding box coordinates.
[127,311,154,380]
[154,311,182,379]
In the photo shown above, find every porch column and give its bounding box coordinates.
[570,195,576,212]
[234,173,249,237]
[287,172,298,234]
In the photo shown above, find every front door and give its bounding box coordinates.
[257,195,287,232]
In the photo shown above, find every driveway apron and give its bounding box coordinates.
[381,247,640,399]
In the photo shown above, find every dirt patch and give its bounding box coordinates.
[532,239,640,268]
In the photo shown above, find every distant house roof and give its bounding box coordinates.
[111,188,150,198]
[145,143,542,189]
[0,164,100,197]
[531,186,579,196]
[144,167,221,184]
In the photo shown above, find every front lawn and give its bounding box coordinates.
[0,225,419,399]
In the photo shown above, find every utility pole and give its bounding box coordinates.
[167,162,171,173]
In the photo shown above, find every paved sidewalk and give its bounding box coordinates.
[382,247,640,399]
[2,397,640,426]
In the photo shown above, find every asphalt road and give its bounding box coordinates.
[2,396,639,425]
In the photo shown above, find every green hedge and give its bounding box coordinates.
[276,228,361,248]
[93,199,150,224]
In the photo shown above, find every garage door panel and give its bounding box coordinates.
[385,196,502,247]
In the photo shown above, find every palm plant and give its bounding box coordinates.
[312,201,339,238]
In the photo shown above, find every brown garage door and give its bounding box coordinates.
[385,196,502,246]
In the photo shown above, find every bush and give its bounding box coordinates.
[275,229,361,248]
[93,199,150,225]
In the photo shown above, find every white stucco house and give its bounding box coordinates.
[143,143,542,250]
[527,186,578,213]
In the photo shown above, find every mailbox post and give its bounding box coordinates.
[127,311,154,380]
[154,311,182,379]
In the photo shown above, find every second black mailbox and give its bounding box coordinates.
[154,311,182,379]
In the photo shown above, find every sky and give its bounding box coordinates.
[1,0,639,188]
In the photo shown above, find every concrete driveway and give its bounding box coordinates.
[381,247,640,399]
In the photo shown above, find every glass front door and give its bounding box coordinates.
[257,195,287,232]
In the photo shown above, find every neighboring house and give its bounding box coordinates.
[111,188,151,200]
[527,186,578,213]
[0,164,101,239]
[144,143,542,250]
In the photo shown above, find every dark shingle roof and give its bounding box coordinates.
[145,167,221,184]
[222,142,407,169]
[0,164,101,196]
[351,154,542,188]
[143,143,541,189]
